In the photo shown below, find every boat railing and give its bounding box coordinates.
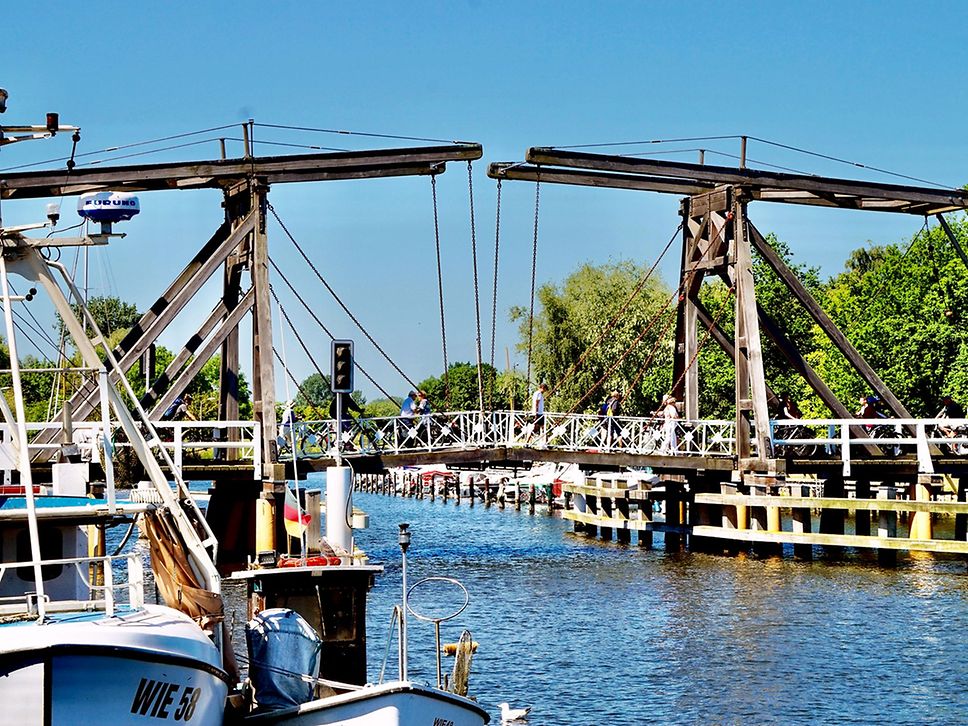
[0,551,144,619]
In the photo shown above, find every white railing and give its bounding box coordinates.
[11,420,262,479]
[0,552,144,618]
[769,417,968,475]
[280,411,738,460]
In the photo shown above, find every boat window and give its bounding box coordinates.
[16,527,64,581]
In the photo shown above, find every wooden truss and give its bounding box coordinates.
[488,148,968,471]
[6,144,482,470]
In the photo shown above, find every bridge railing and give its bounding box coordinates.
[11,420,262,479]
[769,417,968,475]
[282,411,739,459]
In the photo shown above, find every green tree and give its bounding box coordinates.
[59,295,140,339]
[511,261,675,416]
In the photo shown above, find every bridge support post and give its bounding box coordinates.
[909,475,937,541]
[664,475,685,552]
[855,479,872,537]
[956,477,968,543]
[820,474,846,557]
[878,482,898,567]
[791,482,813,561]
[585,491,598,538]
[617,494,631,544]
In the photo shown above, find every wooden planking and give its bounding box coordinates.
[691,525,968,554]
[695,492,968,514]
[563,510,653,531]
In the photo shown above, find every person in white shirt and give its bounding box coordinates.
[528,383,549,444]
[660,394,679,454]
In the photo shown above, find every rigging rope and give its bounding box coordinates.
[664,284,736,401]
[567,217,730,415]
[268,257,400,403]
[268,285,341,418]
[548,222,682,398]
[431,174,450,408]
[466,161,485,411]
[526,167,541,387]
[267,203,419,392]
[488,179,503,408]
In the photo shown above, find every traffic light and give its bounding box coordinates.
[331,339,354,393]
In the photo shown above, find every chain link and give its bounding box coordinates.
[467,161,485,411]
[431,174,450,408]
[526,167,541,387]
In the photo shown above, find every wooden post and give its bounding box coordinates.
[820,474,846,557]
[468,476,475,507]
[639,494,653,549]
[586,492,598,538]
[600,490,613,541]
[529,483,536,514]
[791,482,813,561]
[910,475,935,541]
[249,182,277,475]
[732,194,772,465]
[616,493,631,544]
[855,479,872,537]
[878,482,898,567]
[956,477,968,542]
[665,478,682,552]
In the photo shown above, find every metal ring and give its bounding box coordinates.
[406,576,469,623]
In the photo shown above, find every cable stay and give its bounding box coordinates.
[268,258,400,404]
[267,203,420,393]
[566,220,731,415]
[548,222,682,399]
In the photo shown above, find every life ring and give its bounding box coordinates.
[277,554,342,568]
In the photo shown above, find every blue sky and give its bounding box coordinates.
[2,1,967,402]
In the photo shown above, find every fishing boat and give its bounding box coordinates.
[0,98,230,724]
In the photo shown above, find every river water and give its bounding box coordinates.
[337,477,968,725]
[123,476,968,725]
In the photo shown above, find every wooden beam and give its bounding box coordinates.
[150,287,256,419]
[524,148,968,214]
[486,163,711,196]
[0,144,483,200]
[142,288,255,410]
[748,223,912,418]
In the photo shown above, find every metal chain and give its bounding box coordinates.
[431,174,451,408]
[466,161,485,411]
[526,167,541,387]
[487,179,503,409]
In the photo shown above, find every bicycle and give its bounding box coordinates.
[774,421,818,458]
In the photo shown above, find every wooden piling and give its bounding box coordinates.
[791,482,813,561]
[855,479,872,537]
[878,482,898,567]
[820,474,846,556]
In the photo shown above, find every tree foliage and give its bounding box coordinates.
[513,216,968,420]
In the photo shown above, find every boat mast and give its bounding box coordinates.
[0,253,47,618]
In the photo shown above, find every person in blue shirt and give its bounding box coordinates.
[398,391,417,446]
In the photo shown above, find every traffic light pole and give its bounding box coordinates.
[335,391,343,468]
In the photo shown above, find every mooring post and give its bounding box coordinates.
[910,475,936,541]
[529,484,536,514]
[956,476,968,542]
[820,473,846,557]
[791,482,813,561]
[855,479,872,537]
[878,482,898,567]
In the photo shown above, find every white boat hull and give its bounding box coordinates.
[246,681,490,725]
[0,605,228,725]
